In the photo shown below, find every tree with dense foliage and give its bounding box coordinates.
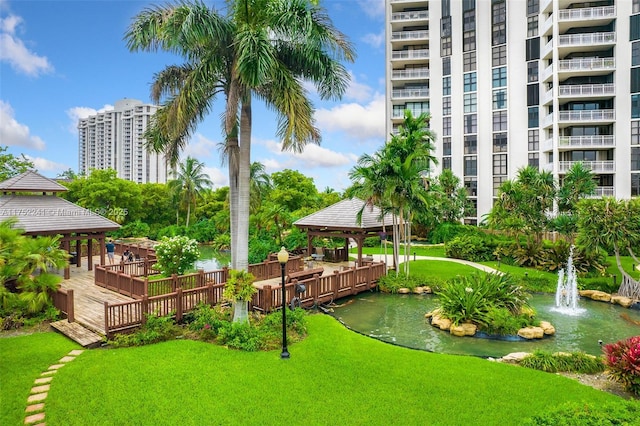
[0,146,35,181]
[125,0,354,274]
[432,169,468,224]
[0,219,68,327]
[168,157,212,227]
[154,235,200,276]
[576,198,640,299]
[61,169,142,224]
[486,166,555,247]
[551,163,596,241]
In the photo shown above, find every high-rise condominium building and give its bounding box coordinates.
[78,98,168,184]
[386,0,640,224]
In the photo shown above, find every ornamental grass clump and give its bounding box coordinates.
[603,335,640,396]
[154,235,200,276]
[436,272,535,334]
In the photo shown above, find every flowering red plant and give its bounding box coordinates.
[603,335,640,396]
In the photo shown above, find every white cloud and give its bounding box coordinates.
[344,72,374,102]
[315,94,385,141]
[0,100,45,150]
[0,14,53,76]
[25,155,68,173]
[203,166,228,188]
[362,30,384,49]
[66,105,114,133]
[183,134,221,158]
[260,139,358,171]
[357,0,385,19]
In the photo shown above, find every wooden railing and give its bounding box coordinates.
[52,288,74,322]
[103,262,386,337]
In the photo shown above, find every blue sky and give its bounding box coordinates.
[0,0,387,192]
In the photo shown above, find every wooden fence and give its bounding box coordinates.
[52,288,74,322]
[103,262,386,337]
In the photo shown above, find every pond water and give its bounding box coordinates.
[193,246,230,271]
[328,292,640,358]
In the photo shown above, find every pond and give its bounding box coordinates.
[328,292,640,358]
[193,246,230,271]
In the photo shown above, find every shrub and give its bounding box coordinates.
[154,235,200,275]
[217,321,264,351]
[482,307,532,336]
[429,223,477,244]
[378,272,420,293]
[521,350,605,374]
[524,401,640,426]
[186,303,231,340]
[111,314,178,347]
[603,335,640,396]
[445,234,495,262]
[436,273,531,327]
[112,220,150,238]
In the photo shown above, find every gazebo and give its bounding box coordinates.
[293,198,396,265]
[0,171,120,278]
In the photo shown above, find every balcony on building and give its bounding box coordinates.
[558,31,616,49]
[589,186,615,197]
[557,135,615,150]
[391,48,429,63]
[391,67,429,82]
[391,87,429,100]
[557,5,615,31]
[391,29,429,43]
[557,56,615,76]
[558,160,615,173]
[391,10,428,23]
[557,82,614,98]
[558,109,614,123]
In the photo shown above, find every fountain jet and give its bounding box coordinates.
[554,246,585,315]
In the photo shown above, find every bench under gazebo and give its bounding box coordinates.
[0,171,120,278]
[293,197,396,267]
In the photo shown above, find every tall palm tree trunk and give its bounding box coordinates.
[236,97,252,272]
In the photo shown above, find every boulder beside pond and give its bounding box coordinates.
[610,295,634,308]
[450,323,477,337]
[539,321,556,335]
[517,326,545,339]
[579,290,612,302]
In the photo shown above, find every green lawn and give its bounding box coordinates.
[352,244,446,258]
[0,332,79,426]
[1,315,629,426]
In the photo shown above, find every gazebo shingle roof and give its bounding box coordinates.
[294,198,394,231]
[0,170,68,192]
[0,195,121,234]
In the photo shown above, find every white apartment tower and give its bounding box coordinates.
[386,0,640,224]
[78,98,168,184]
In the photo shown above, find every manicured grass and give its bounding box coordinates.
[0,315,620,425]
[0,331,79,426]
[409,259,479,281]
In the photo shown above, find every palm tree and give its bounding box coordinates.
[249,162,271,215]
[558,162,596,212]
[169,157,212,227]
[125,0,354,272]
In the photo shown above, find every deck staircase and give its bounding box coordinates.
[50,320,104,348]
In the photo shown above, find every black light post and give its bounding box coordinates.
[277,247,290,359]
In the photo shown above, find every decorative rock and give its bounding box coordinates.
[611,295,633,308]
[539,321,556,335]
[517,326,544,339]
[579,290,612,302]
[450,323,477,337]
[423,286,433,294]
[413,287,424,294]
[500,352,530,363]
[430,313,452,331]
[397,288,410,294]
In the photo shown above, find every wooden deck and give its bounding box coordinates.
[56,254,134,336]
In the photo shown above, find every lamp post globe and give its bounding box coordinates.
[278,247,290,359]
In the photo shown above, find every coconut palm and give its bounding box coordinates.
[169,157,212,227]
[249,161,272,215]
[125,0,354,272]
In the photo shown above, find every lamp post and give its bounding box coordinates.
[277,246,290,359]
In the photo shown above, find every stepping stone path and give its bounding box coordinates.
[24,349,84,425]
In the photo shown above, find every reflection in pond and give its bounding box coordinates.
[328,292,640,358]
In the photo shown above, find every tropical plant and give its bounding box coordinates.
[0,146,35,181]
[223,269,257,323]
[125,0,354,274]
[436,273,531,327]
[153,235,200,276]
[168,157,212,227]
[576,198,640,298]
[603,335,640,396]
[557,162,596,213]
[520,350,605,374]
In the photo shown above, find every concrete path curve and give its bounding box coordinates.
[369,254,501,274]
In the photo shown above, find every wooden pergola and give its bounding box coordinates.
[0,171,121,279]
[293,198,396,265]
